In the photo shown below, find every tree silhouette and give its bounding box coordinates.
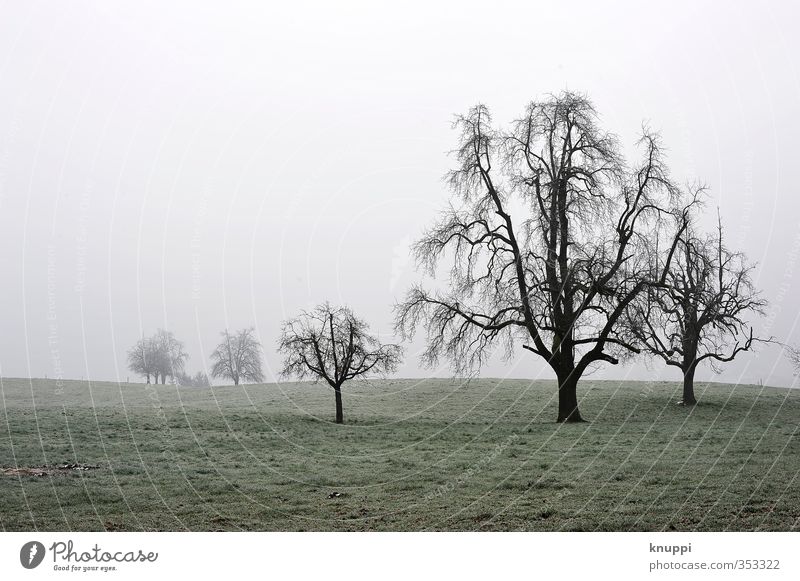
[628,217,768,404]
[126,337,158,384]
[127,329,187,384]
[210,327,264,386]
[278,303,402,423]
[152,329,188,384]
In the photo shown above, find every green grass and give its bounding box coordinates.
[1,377,798,531]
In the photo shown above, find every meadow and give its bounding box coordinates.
[1,377,798,531]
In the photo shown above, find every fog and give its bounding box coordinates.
[1,1,799,387]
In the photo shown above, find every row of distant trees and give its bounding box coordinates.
[127,306,402,424]
[127,328,266,387]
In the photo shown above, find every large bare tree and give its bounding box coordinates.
[395,92,696,422]
[210,327,265,386]
[278,303,402,423]
[628,218,767,404]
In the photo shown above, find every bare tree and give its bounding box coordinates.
[126,337,158,384]
[152,328,188,384]
[210,327,265,386]
[278,303,403,423]
[628,217,768,405]
[395,92,696,422]
[127,330,188,384]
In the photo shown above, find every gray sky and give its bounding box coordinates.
[1,0,799,387]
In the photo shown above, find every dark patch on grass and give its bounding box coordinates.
[1,463,99,477]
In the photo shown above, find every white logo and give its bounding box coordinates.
[20,541,45,569]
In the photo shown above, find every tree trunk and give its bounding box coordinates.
[233,376,239,386]
[556,369,585,423]
[161,374,166,385]
[681,365,697,405]
[334,385,344,424]
[146,373,150,384]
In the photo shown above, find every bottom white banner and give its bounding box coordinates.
[1,532,797,580]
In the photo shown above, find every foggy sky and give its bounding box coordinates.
[1,1,799,387]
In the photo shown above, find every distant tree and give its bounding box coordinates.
[175,370,211,387]
[126,337,158,383]
[210,327,264,386]
[628,217,768,405]
[191,371,210,387]
[174,370,191,386]
[127,330,188,384]
[395,92,696,422]
[278,303,403,423]
[152,329,189,384]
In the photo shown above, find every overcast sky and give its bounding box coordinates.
[1,1,799,387]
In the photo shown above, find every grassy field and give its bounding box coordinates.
[1,376,798,531]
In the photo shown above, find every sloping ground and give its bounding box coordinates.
[0,377,798,531]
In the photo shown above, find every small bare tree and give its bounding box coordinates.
[395,92,696,422]
[628,218,767,405]
[278,303,402,423]
[210,327,265,386]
